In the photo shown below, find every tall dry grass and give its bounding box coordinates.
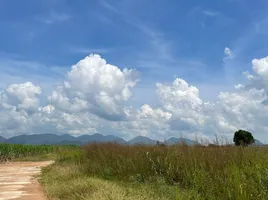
[79,143,268,200]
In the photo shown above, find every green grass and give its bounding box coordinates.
[40,143,268,200]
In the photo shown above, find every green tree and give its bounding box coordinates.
[233,130,255,146]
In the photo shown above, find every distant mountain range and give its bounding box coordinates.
[0,136,6,143]
[0,133,196,146]
[128,136,157,145]
[164,137,195,145]
[0,133,264,146]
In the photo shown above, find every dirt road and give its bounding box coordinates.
[0,161,53,200]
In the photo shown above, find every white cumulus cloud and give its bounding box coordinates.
[5,82,41,113]
[48,54,139,121]
[1,54,268,142]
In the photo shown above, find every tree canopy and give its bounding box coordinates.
[233,130,255,146]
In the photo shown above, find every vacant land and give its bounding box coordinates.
[1,143,268,200]
[42,143,268,200]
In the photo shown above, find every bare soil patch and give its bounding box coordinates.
[0,161,53,200]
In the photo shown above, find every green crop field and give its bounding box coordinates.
[0,143,77,162]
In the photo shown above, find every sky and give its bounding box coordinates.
[1,0,268,142]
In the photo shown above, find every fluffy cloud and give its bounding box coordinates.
[1,82,41,114]
[249,57,268,91]
[1,54,268,142]
[156,78,203,111]
[156,79,204,134]
[48,54,139,121]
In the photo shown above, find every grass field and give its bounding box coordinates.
[39,143,268,200]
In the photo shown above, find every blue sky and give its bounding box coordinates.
[2,0,268,101]
[1,0,268,141]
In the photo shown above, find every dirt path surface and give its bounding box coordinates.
[0,161,53,200]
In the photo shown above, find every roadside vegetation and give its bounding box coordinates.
[41,142,268,200]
